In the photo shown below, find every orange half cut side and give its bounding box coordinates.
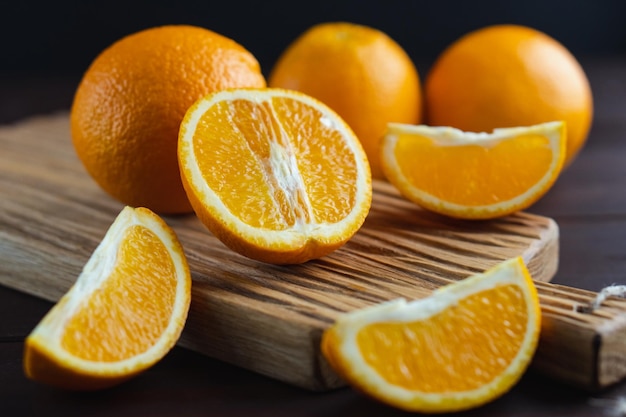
[178,88,372,264]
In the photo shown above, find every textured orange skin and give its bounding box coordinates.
[268,22,422,179]
[70,25,266,214]
[425,24,593,166]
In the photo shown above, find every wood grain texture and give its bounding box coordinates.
[1,114,625,391]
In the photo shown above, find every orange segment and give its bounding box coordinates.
[24,207,191,390]
[178,88,372,264]
[321,257,541,413]
[381,121,566,219]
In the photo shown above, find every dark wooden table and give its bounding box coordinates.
[2,57,626,416]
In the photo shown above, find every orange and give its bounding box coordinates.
[425,24,593,166]
[70,25,266,214]
[321,257,541,413]
[268,22,421,179]
[24,206,191,390]
[178,88,372,264]
[381,121,566,219]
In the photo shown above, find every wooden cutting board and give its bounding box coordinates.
[2,114,626,391]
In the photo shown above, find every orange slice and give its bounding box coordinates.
[178,88,372,264]
[24,207,191,390]
[381,121,566,219]
[321,257,541,413]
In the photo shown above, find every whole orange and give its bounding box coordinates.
[70,25,266,213]
[425,24,593,166]
[268,22,422,179]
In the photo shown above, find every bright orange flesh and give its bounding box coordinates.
[392,132,554,206]
[358,285,526,392]
[179,88,372,264]
[61,226,176,362]
[192,97,359,230]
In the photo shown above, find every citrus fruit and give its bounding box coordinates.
[425,24,593,166]
[70,25,266,214]
[381,121,566,219]
[24,206,191,390]
[321,256,541,413]
[268,22,422,179]
[178,88,372,264]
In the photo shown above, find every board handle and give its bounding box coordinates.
[533,281,626,390]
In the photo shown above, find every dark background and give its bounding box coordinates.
[1,0,625,123]
[2,0,626,78]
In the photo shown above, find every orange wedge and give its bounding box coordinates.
[24,207,191,390]
[381,121,566,219]
[321,257,541,413]
[178,88,372,264]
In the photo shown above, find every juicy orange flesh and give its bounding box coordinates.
[192,96,359,230]
[357,284,527,392]
[394,133,553,205]
[61,225,177,362]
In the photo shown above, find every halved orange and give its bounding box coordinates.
[178,88,372,264]
[24,206,191,390]
[321,257,541,413]
[381,121,566,219]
